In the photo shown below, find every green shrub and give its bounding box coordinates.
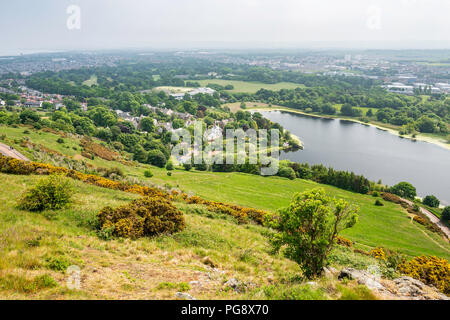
[18,175,73,211]
[278,166,296,180]
[144,170,153,178]
[56,137,64,144]
[269,188,359,279]
[165,161,174,171]
[167,172,172,176]
[46,256,71,272]
[97,196,186,238]
[374,199,384,206]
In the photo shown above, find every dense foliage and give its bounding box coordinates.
[18,174,73,211]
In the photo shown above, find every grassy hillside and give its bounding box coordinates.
[0,173,382,300]
[0,125,448,260]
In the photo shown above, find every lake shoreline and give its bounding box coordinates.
[249,106,450,151]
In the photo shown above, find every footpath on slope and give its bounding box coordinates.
[401,197,450,239]
[0,142,29,161]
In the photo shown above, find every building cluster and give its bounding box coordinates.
[383,76,450,95]
[169,87,216,100]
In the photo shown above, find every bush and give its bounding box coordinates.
[46,256,71,272]
[144,170,153,178]
[412,215,427,226]
[18,175,73,211]
[183,162,193,171]
[390,182,416,200]
[398,256,450,294]
[269,188,359,279]
[278,166,296,180]
[97,196,185,238]
[374,199,384,206]
[167,172,172,176]
[381,192,402,204]
[442,206,450,222]
[56,138,64,144]
[369,247,386,260]
[147,149,167,168]
[336,236,353,248]
[165,161,174,171]
[422,195,440,208]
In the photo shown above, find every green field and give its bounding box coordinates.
[193,79,305,93]
[82,75,98,87]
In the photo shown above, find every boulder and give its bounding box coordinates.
[175,292,196,300]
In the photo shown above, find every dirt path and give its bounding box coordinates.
[402,198,450,239]
[0,142,29,161]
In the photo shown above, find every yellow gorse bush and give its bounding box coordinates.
[336,235,353,248]
[369,247,386,260]
[398,255,450,294]
[98,196,185,238]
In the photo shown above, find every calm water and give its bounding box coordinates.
[259,110,450,205]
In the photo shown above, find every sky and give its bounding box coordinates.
[1,0,450,54]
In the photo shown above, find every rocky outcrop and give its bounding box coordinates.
[338,268,449,300]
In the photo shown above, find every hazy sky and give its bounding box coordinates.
[2,0,450,53]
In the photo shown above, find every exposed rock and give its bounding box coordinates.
[225,278,246,293]
[323,266,338,278]
[338,268,384,290]
[306,281,318,288]
[189,280,202,287]
[175,292,196,300]
[393,276,449,300]
[338,268,449,300]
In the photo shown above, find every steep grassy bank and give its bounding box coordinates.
[0,173,385,300]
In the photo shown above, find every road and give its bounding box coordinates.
[401,198,450,239]
[0,142,29,161]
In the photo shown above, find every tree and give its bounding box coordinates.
[422,195,440,208]
[19,109,40,124]
[147,149,167,168]
[269,188,359,279]
[140,117,155,133]
[390,182,417,199]
[442,207,450,222]
[321,104,336,115]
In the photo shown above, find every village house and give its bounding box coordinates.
[24,101,42,108]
